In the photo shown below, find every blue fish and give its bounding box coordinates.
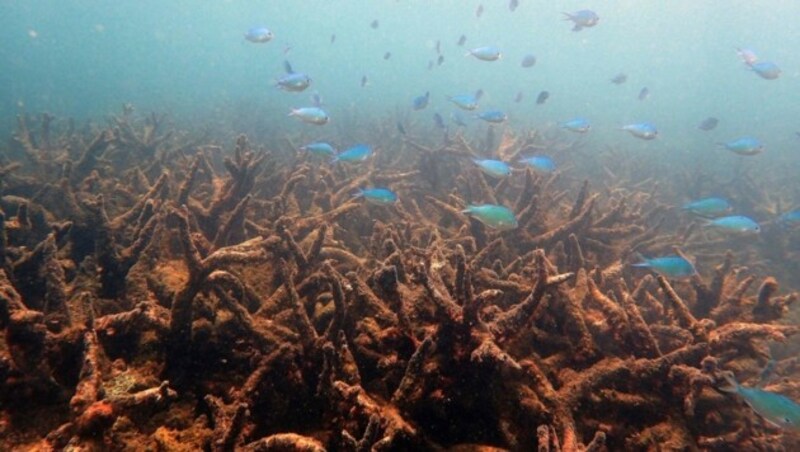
[245,27,273,43]
[289,107,329,125]
[737,48,759,65]
[276,61,311,92]
[778,210,800,225]
[521,54,537,68]
[473,159,511,178]
[561,117,591,133]
[466,46,502,61]
[749,61,781,80]
[706,215,761,234]
[277,72,312,92]
[301,142,336,157]
[447,92,482,111]
[333,144,372,163]
[631,256,697,279]
[681,197,732,217]
[413,92,430,110]
[476,110,507,124]
[462,204,518,231]
[563,10,599,31]
[720,372,800,431]
[519,156,556,173]
[719,136,764,156]
[355,188,397,205]
[622,122,658,140]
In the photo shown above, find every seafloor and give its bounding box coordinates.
[0,109,798,451]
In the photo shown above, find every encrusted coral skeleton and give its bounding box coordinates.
[0,110,797,451]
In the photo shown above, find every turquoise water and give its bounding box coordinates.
[1,1,800,174]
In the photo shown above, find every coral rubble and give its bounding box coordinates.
[0,110,798,451]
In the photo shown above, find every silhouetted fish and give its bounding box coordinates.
[437,55,445,66]
[371,19,379,29]
[536,91,550,105]
[433,113,445,129]
[509,0,519,12]
[384,51,391,60]
[514,91,524,103]
[476,4,484,18]
[397,122,406,135]
[361,75,368,87]
[638,87,649,101]
[435,40,441,54]
[698,117,719,131]
[610,73,627,84]
[330,34,336,44]
[457,35,467,46]
[245,27,273,43]
[521,54,537,68]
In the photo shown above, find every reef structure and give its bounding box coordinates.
[0,109,798,451]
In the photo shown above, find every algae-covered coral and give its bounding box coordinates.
[0,109,798,451]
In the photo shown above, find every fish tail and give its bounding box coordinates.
[562,12,574,20]
[630,262,651,269]
[718,371,740,394]
[460,206,475,215]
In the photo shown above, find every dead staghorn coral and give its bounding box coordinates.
[0,109,798,451]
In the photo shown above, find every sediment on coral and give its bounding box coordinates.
[0,108,798,451]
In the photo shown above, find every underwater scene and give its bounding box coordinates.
[1,0,800,450]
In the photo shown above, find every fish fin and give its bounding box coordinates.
[475,89,484,100]
[284,60,294,74]
[718,371,740,394]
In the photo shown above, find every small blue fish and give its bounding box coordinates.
[561,117,591,133]
[466,46,502,61]
[355,188,397,205]
[748,61,781,80]
[563,10,599,31]
[413,92,430,110]
[706,215,761,234]
[521,54,537,68]
[277,72,312,92]
[289,107,329,125]
[622,122,658,140]
[681,197,732,217]
[462,204,518,231]
[447,92,481,111]
[720,372,800,431]
[333,144,372,163]
[719,136,764,156]
[310,92,323,108]
[476,110,507,124]
[301,142,336,157]
[519,156,556,173]
[276,61,311,92]
[778,210,800,225]
[631,256,697,279]
[737,48,759,65]
[245,27,274,43]
[473,159,510,178]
